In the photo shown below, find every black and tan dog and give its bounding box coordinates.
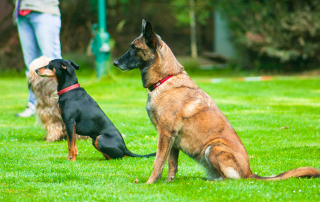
[114,20,320,184]
[36,59,155,161]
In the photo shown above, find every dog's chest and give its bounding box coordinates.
[146,92,176,125]
[146,96,158,125]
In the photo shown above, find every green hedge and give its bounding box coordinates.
[219,0,320,71]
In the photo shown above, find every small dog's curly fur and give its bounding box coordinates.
[27,56,67,142]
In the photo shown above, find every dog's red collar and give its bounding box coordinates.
[148,75,172,92]
[57,83,80,96]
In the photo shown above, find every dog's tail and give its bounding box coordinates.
[125,150,156,158]
[250,167,320,180]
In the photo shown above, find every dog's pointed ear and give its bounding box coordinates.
[68,60,79,70]
[142,20,158,49]
[60,60,78,74]
[142,19,147,33]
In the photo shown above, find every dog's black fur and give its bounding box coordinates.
[36,59,155,160]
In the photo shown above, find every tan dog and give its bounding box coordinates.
[28,56,67,142]
[114,20,320,184]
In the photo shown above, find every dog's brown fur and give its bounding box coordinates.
[28,56,67,142]
[114,20,320,184]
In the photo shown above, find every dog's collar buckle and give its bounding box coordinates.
[57,83,80,96]
[148,75,172,92]
[53,91,59,99]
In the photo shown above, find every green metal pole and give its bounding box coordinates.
[93,0,110,78]
[98,0,106,32]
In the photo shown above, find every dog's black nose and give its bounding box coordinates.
[113,60,119,67]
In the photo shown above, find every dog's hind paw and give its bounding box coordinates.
[67,155,76,162]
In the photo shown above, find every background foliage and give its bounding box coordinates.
[0,0,320,71]
[0,0,213,71]
[219,0,320,70]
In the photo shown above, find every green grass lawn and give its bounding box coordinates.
[0,69,319,201]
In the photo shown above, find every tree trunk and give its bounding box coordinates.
[189,0,197,58]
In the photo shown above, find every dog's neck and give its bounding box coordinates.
[57,74,79,92]
[141,41,183,88]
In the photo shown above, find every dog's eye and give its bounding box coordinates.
[131,45,139,52]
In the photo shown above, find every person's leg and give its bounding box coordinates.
[16,12,62,117]
[16,14,41,117]
[31,12,62,59]
[17,15,42,69]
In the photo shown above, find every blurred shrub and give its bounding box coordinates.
[219,0,320,71]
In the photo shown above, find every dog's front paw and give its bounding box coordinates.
[165,176,175,182]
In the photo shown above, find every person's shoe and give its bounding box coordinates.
[15,102,35,117]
